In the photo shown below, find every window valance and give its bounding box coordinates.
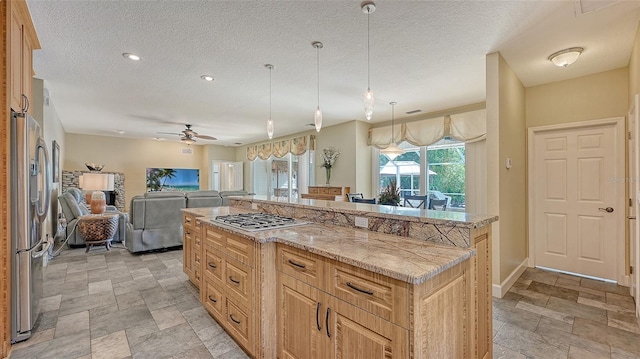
[247,135,316,161]
[368,109,486,148]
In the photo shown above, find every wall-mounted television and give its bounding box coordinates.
[146,168,200,192]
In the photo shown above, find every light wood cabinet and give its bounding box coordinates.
[277,244,470,358]
[7,0,39,114]
[301,186,350,201]
[182,213,202,288]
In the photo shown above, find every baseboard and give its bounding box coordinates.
[492,258,529,298]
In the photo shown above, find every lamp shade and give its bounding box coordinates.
[79,173,114,191]
[381,144,404,160]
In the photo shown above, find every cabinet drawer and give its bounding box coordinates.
[204,280,224,322]
[328,187,342,195]
[226,298,252,354]
[225,258,252,312]
[204,247,224,283]
[204,226,224,250]
[318,187,330,194]
[308,187,319,194]
[225,233,254,266]
[183,213,197,228]
[277,245,325,289]
[329,263,409,329]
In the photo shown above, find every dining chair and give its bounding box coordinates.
[403,195,429,209]
[352,197,376,204]
[346,193,364,202]
[428,198,447,210]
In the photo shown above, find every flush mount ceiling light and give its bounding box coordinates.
[312,41,324,133]
[122,53,141,61]
[200,75,214,82]
[381,101,404,160]
[548,47,584,67]
[362,1,376,121]
[265,64,275,139]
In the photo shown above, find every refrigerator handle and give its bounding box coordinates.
[34,136,51,222]
[31,239,51,259]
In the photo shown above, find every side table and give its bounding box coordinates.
[77,213,119,253]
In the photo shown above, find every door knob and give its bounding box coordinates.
[598,207,614,213]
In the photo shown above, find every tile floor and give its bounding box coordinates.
[8,246,640,358]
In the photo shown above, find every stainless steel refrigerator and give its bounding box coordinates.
[10,110,51,343]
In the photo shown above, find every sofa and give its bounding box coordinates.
[58,188,127,246]
[220,190,253,205]
[125,190,226,253]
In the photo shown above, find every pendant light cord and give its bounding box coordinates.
[269,67,272,120]
[317,45,320,107]
[391,103,395,143]
[367,11,371,91]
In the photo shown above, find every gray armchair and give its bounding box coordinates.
[186,190,222,208]
[58,188,127,246]
[125,192,186,253]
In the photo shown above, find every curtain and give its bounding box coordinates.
[367,109,486,147]
[246,135,312,160]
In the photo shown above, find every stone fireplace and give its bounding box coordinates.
[61,170,125,212]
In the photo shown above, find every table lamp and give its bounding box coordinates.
[79,173,115,214]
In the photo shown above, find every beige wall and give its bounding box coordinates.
[355,120,373,197]
[630,23,640,105]
[526,68,629,128]
[64,134,234,209]
[486,52,527,287]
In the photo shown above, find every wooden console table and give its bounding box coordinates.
[301,186,350,201]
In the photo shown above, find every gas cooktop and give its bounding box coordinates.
[212,213,309,232]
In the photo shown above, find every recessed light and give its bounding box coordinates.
[234,142,242,145]
[115,130,125,134]
[153,137,166,141]
[200,75,214,82]
[122,53,141,61]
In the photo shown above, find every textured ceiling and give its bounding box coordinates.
[27,0,640,146]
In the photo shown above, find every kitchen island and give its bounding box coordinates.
[182,197,497,359]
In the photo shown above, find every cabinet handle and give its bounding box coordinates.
[208,295,217,303]
[316,302,322,331]
[229,276,240,284]
[346,282,374,296]
[230,314,241,325]
[288,259,306,269]
[208,262,217,269]
[185,231,190,235]
[325,307,331,338]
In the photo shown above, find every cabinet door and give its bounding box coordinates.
[183,229,193,278]
[278,273,326,359]
[9,8,23,112]
[327,296,409,359]
[22,31,33,114]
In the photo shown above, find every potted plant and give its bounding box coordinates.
[378,180,401,206]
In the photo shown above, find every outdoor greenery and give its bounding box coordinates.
[379,144,466,207]
[146,168,177,191]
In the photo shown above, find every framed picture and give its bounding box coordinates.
[52,140,60,183]
[146,168,199,192]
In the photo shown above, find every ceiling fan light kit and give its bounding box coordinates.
[548,47,583,67]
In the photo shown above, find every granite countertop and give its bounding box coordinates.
[229,195,498,229]
[182,207,474,285]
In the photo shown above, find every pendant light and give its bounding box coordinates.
[362,1,376,121]
[381,102,404,160]
[265,64,275,139]
[312,41,323,132]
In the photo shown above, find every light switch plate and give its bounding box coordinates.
[355,216,368,228]
[251,203,258,210]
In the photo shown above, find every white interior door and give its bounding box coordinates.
[530,119,625,282]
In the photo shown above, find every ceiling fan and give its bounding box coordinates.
[158,124,217,144]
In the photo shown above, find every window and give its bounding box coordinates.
[252,150,313,199]
[377,138,465,210]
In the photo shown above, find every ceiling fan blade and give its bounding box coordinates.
[157,132,182,136]
[195,134,217,140]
